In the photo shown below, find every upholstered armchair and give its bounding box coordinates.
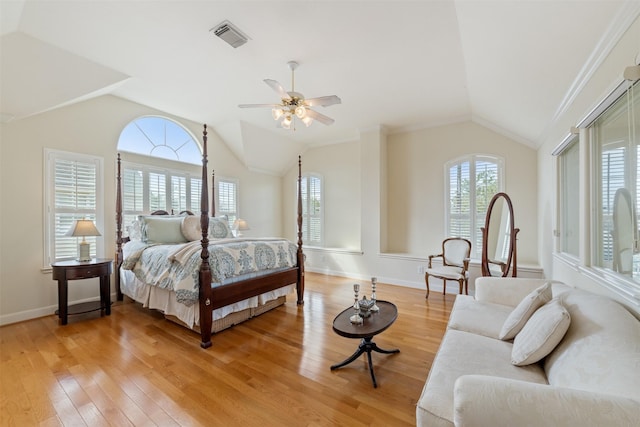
[425,237,471,298]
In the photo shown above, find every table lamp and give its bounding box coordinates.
[65,219,101,261]
[233,218,250,237]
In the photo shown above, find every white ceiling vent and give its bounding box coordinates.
[211,20,249,48]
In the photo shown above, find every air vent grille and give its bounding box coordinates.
[210,20,249,48]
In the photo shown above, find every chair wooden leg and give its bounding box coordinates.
[464,278,469,295]
[443,279,447,295]
[458,279,463,295]
[425,274,430,299]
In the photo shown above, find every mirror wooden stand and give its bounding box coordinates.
[481,192,519,277]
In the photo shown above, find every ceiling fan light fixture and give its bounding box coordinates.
[239,61,341,130]
[302,116,314,127]
[272,108,284,120]
[295,105,306,119]
[281,114,292,129]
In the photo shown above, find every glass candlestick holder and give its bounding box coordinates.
[350,283,363,324]
[370,277,379,312]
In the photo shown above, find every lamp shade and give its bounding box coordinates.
[65,220,102,237]
[65,220,101,261]
[233,219,250,231]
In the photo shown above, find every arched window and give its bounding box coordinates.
[445,154,504,259]
[118,116,201,164]
[117,117,203,228]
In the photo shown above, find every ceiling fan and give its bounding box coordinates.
[239,61,341,129]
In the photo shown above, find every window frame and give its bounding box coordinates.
[589,81,638,282]
[444,154,504,259]
[553,78,640,304]
[558,135,580,259]
[43,149,104,267]
[299,172,324,247]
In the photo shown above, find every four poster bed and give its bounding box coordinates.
[115,124,305,348]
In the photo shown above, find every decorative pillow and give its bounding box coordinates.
[499,282,552,340]
[180,215,233,241]
[126,218,143,241]
[209,216,234,239]
[141,216,188,244]
[181,215,201,241]
[511,298,571,366]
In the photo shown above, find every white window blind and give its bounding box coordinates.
[300,173,323,246]
[559,137,580,256]
[171,175,187,213]
[190,177,202,212]
[217,179,238,226]
[148,172,166,212]
[44,150,104,265]
[121,163,203,233]
[446,155,502,259]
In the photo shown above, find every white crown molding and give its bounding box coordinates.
[539,0,640,145]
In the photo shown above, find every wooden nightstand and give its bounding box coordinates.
[51,258,113,325]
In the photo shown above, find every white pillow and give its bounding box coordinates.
[499,282,552,340]
[142,216,187,244]
[181,215,202,241]
[511,298,571,366]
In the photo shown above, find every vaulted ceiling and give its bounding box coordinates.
[1,1,638,175]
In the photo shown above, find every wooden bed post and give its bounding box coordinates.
[115,153,124,301]
[296,155,305,305]
[198,124,214,348]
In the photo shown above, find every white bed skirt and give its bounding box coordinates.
[120,269,294,329]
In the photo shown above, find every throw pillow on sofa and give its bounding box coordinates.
[511,298,571,366]
[499,281,552,340]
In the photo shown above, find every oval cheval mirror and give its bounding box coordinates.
[481,192,519,277]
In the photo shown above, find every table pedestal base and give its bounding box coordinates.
[330,337,399,388]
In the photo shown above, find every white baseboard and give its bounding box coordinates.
[0,295,109,326]
[305,266,439,292]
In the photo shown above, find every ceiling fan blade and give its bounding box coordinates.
[238,103,281,108]
[305,108,335,126]
[304,95,342,107]
[264,79,291,100]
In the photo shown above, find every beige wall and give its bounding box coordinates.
[386,121,538,263]
[0,95,282,324]
[282,140,361,249]
[284,122,540,295]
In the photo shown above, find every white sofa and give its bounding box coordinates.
[416,277,640,427]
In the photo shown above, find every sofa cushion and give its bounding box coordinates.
[544,289,640,400]
[499,282,552,340]
[511,298,571,366]
[416,329,547,426]
[447,295,513,339]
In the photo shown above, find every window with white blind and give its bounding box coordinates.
[446,155,503,259]
[121,163,202,230]
[300,173,323,246]
[592,82,639,280]
[44,150,104,265]
[559,136,580,257]
[217,179,238,227]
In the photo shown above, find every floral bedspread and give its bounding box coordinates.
[122,238,298,306]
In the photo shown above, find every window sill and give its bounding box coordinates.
[303,246,363,256]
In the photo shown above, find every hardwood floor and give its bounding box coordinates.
[1,273,456,426]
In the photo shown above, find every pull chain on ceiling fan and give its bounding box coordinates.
[239,61,341,130]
